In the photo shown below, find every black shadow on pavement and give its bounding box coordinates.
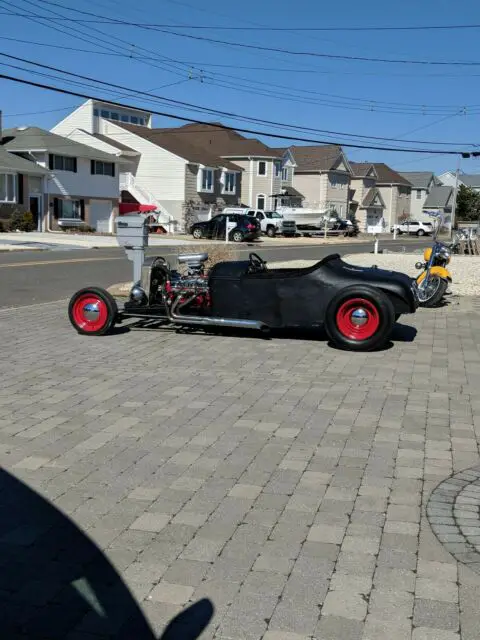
[0,468,213,639]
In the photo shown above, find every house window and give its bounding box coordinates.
[223,172,236,194]
[257,161,267,176]
[416,189,422,199]
[0,173,16,203]
[91,160,115,177]
[54,198,84,220]
[257,194,266,210]
[282,167,289,181]
[130,116,139,124]
[199,168,214,193]
[93,108,99,117]
[274,161,282,177]
[139,118,145,126]
[121,115,129,122]
[49,154,77,172]
[110,112,119,121]
[101,110,109,118]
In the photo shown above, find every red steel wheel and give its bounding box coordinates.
[335,298,380,341]
[68,287,118,336]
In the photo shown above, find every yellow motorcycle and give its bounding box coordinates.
[415,241,452,307]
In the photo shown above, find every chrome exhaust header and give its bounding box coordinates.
[169,296,266,331]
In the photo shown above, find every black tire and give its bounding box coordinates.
[68,286,118,336]
[192,227,203,240]
[266,225,276,238]
[231,230,244,243]
[325,285,395,352]
[419,276,448,308]
[417,229,425,237]
[397,230,403,235]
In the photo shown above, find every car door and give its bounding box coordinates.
[211,214,227,240]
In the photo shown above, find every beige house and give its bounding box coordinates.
[349,163,386,231]
[166,123,285,211]
[371,163,412,228]
[287,145,352,218]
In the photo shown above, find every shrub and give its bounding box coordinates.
[7,210,36,232]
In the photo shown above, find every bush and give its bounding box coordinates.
[7,210,36,232]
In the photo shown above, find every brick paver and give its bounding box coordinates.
[0,299,480,638]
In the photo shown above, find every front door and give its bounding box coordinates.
[29,196,41,231]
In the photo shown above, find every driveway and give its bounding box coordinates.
[1,301,480,638]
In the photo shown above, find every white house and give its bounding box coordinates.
[2,126,120,231]
[438,171,480,192]
[52,100,291,231]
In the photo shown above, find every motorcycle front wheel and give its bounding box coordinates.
[417,275,448,308]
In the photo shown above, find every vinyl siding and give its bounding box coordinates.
[410,188,431,219]
[45,157,119,199]
[292,173,321,205]
[225,158,275,208]
[396,186,411,222]
[185,164,241,208]
[66,129,123,157]
[325,171,350,216]
[102,121,186,201]
[51,101,94,136]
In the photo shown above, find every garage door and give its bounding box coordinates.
[89,200,112,231]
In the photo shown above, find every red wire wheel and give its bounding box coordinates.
[68,287,118,336]
[335,297,380,341]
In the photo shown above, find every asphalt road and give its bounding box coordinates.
[0,238,426,308]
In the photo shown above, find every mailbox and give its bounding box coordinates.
[116,214,149,283]
[116,214,149,249]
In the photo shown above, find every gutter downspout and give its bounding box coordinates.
[249,157,253,207]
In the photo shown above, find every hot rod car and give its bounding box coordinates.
[68,252,419,351]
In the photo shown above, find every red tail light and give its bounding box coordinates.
[246,223,256,230]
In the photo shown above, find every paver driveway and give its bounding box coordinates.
[1,299,480,639]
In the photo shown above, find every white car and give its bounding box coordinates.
[391,220,434,236]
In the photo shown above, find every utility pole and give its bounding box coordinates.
[450,154,461,238]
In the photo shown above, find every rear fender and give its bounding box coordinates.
[417,267,452,284]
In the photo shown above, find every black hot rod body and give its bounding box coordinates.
[68,252,418,351]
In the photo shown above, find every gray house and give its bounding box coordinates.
[398,171,439,220]
[0,146,48,230]
[423,186,453,217]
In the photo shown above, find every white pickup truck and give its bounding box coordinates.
[222,208,297,237]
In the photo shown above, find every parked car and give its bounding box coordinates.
[222,208,297,237]
[391,220,433,236]
[190,214,260,242]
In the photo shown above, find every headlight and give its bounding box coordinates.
[438,247,451,262]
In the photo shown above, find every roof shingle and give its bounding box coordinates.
[398,171,436,190]
[423,186,453,208]
[2,127,118,162]
[0,147,48,175]
[372,163,412,186]
[289,145,345,172]
[112,122,243,169]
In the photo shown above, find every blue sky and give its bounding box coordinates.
[1,0,480,174]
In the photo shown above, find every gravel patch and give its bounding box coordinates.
[269,253,480,297]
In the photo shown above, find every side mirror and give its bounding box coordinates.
[415,262,424,269]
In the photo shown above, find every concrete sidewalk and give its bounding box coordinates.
[1,300,480,638]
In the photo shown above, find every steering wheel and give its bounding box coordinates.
[248,252,267,274]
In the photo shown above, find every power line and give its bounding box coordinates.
[0,72,474,155]
[5,11,480,32]
[1,52,478,146]
[3,5,479,115]
[22,0,480,67]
